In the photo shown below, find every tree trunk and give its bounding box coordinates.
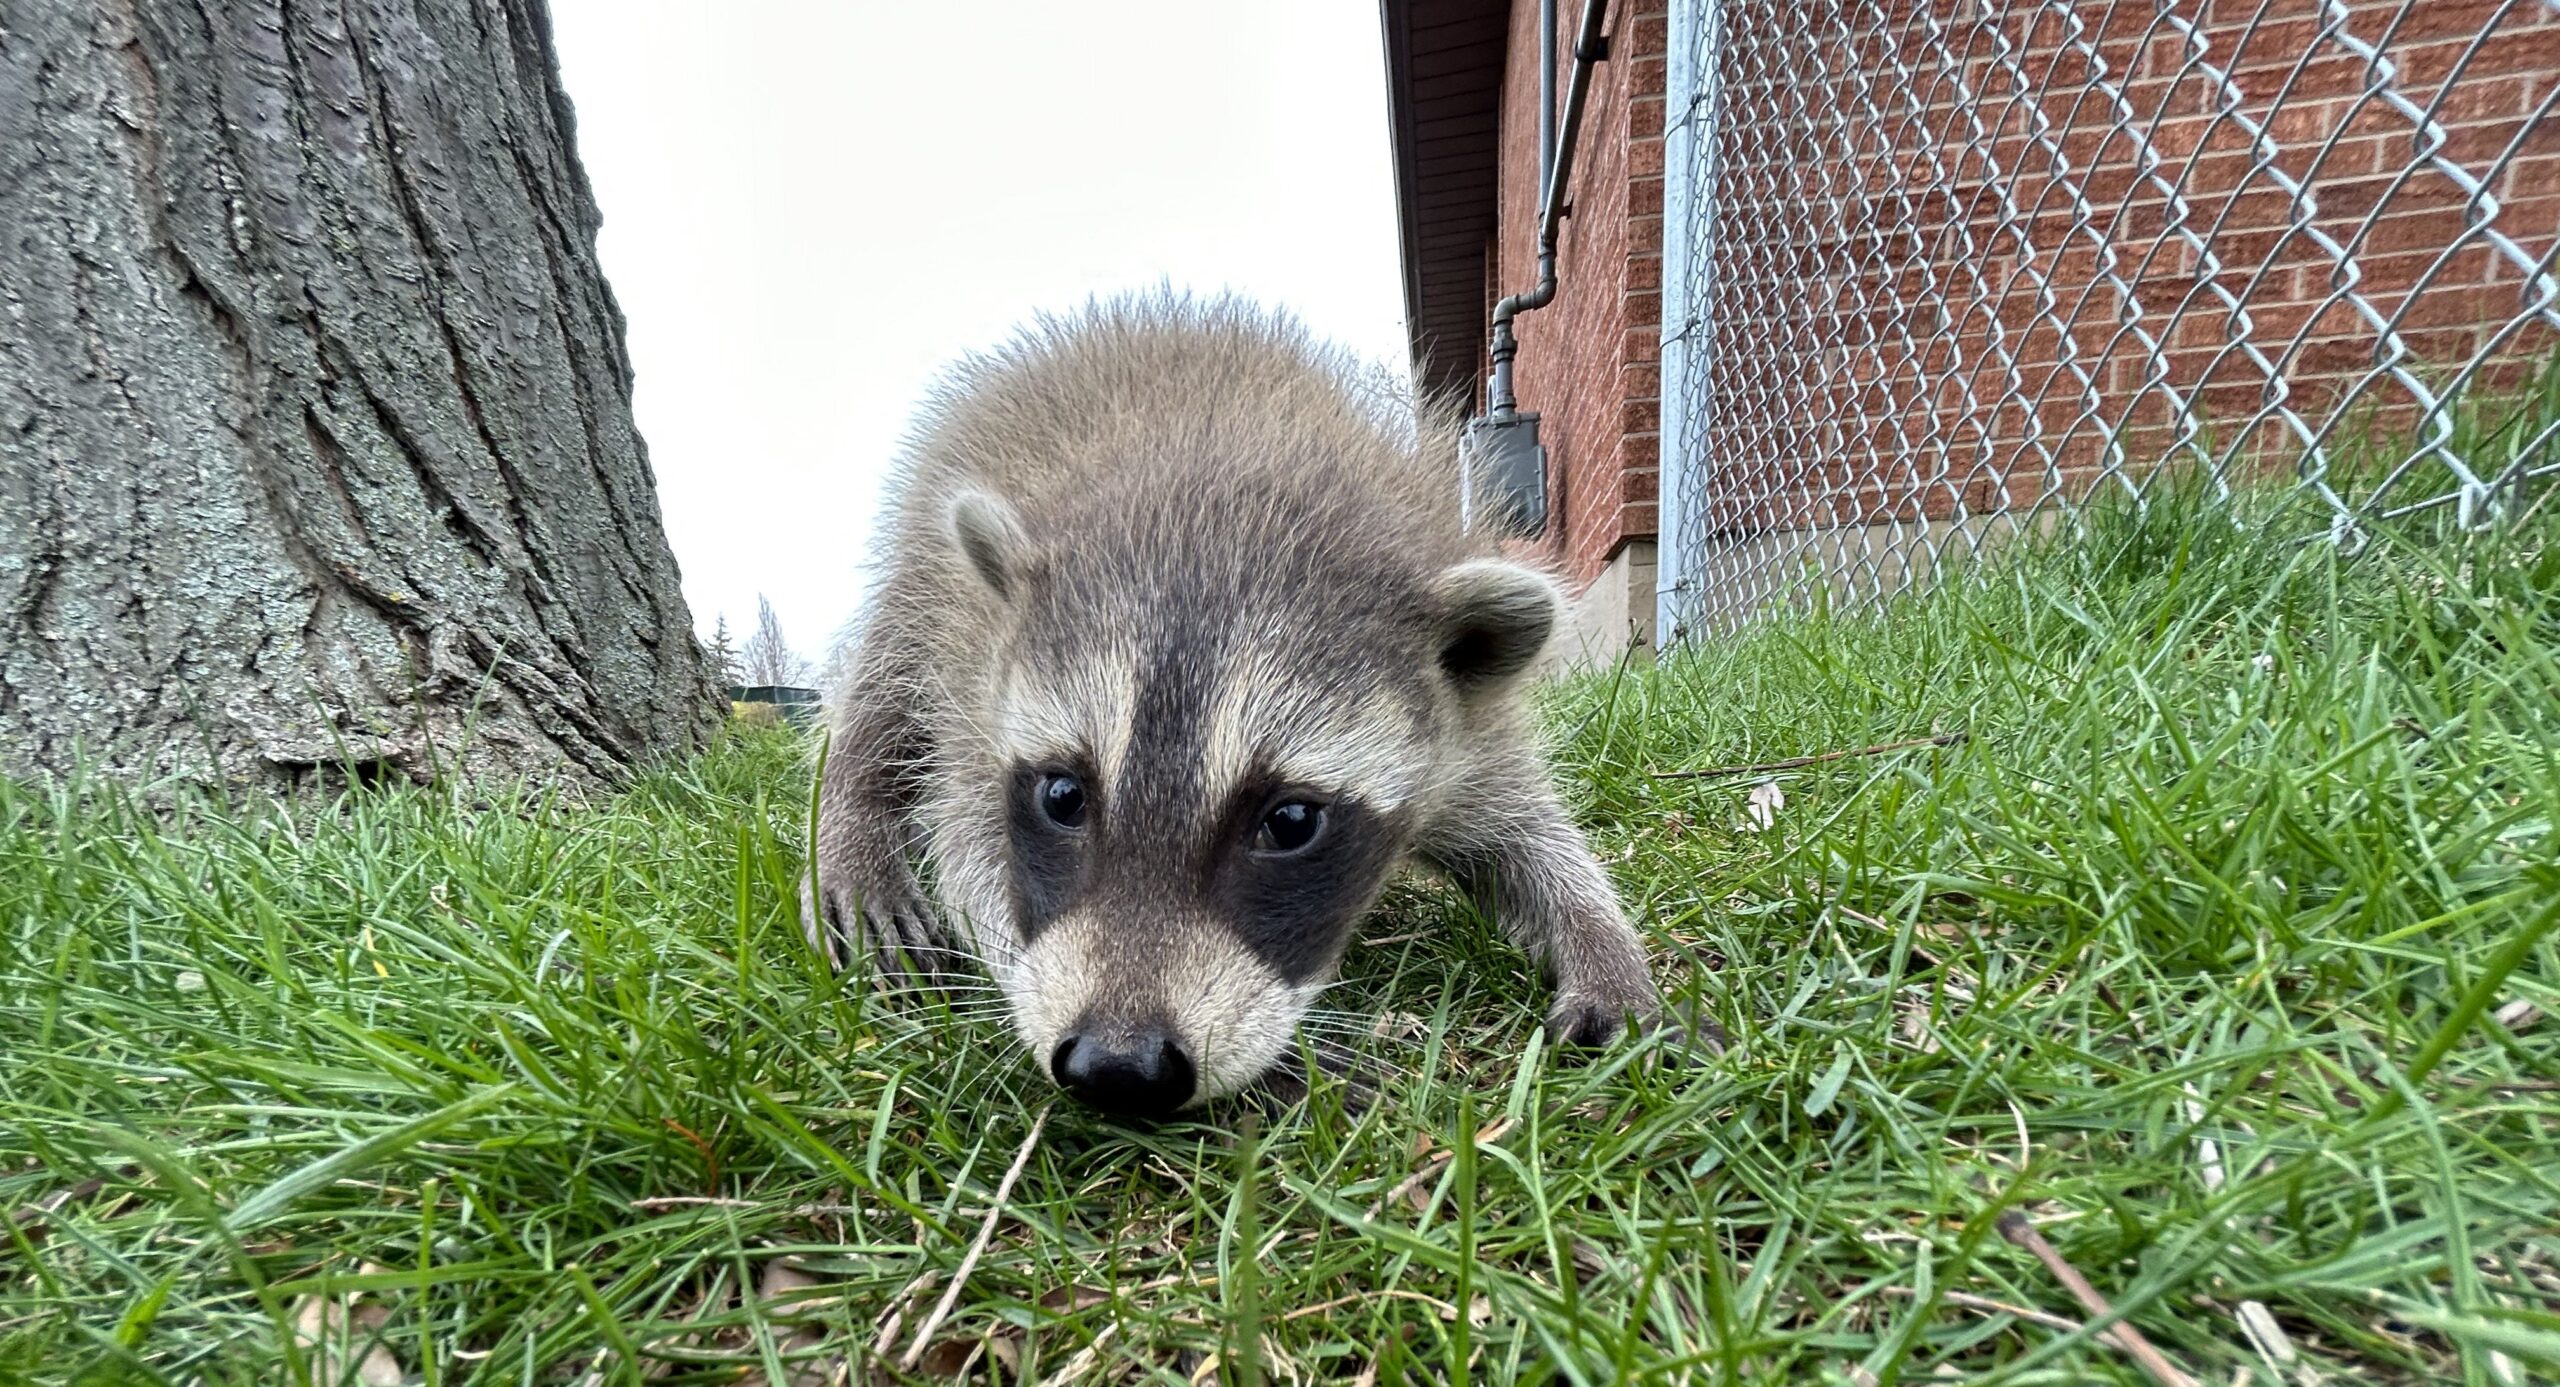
[0,0,719,794]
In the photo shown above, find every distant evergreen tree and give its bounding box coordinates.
[707,616,743,690]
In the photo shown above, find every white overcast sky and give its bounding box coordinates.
[546,1,1412,664]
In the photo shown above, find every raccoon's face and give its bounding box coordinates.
[941,488,1558,1117]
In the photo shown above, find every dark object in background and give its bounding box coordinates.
[730,686,822,729]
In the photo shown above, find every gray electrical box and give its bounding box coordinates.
[1462,411,1548,537]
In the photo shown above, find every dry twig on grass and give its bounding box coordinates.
[1032,1322,1119,1387]
[1881,1284,2134,1340]
[899,1107,1051,1370]
[1997,1209,2199,1387]
[1652,732,1967,781]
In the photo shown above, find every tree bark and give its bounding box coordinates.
[0,0,719,794]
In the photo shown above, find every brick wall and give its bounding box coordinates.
[1677,0,2559,538]
[1489,0,1669,591]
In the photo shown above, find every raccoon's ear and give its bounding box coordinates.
[1428,558,1561,689]
[946,490,1030,599]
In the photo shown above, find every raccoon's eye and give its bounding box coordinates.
[1038,773,1088,828]
[1253,800,1325,854]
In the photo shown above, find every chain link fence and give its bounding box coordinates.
[1655,0,2560,640]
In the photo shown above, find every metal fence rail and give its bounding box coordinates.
[1655,0,2560,640]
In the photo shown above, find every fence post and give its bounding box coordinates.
[1655,0,1730,647]
[1655,0,1696,649]
[1658,0,1699,647]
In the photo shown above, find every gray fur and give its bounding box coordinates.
[806,292,1658,1106]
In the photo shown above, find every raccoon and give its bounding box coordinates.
[805,293,1659,1118]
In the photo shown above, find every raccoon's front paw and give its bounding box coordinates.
[803,873,946,983]
[1545,987,1728,1064]
[1545,988,1653,1049]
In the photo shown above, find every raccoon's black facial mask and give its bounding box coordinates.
[1208,783,1400,983]
[1003,759,1398,985]
[1007,764,1094,931]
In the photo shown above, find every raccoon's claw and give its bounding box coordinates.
[1545,991,1728,1065]
[804,877,947,987]
[1546,1003,1631,1048]
[799,877,843,966]
[1545,990,1650,1049]
[1644,1008,1730,1066]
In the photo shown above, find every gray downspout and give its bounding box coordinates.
[1538,0,1556,239]
[1486,0,1611,423]
[1465,0,1611,537]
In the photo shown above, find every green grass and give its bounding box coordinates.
[4,478,2558,1386]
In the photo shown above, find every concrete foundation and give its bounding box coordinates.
[1538,539,1658,676]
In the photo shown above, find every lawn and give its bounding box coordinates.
[4,471,2557,1385]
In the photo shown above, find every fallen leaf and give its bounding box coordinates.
[1570,1239,1610,1286]
[291,1293,403,1387]
[916,1337,980,1378]
[985,1328,1023,1377]
[1744,778,1785,831]
[1038,1322,1120,1385]
[1037,1283,1114,1315]
[1372,1010,1427,1041]
[760,1256,831,1317]
[747,1257,838,1384]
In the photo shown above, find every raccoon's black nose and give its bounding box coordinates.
[1051,1028,1195,1118]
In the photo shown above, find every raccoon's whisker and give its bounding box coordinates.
[875,937,982,959]
[1293,1022,1422,1050]
[917,1004,1017,1023]
[1294,1033,1398,1049]
[876,941,1007,972]
[865,970,1001,992]
[1290,1023,1413,1044]
[907,928,1025,970]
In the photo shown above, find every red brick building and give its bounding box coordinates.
[1384,0,2557,651]
[1383,0,1671,665]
